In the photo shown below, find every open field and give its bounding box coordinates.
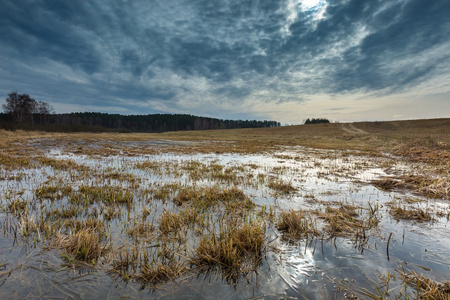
[1,118,449,299]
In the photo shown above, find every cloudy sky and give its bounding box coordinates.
[1,0,449,124]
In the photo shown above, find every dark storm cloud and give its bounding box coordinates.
[0,1,103,74]
[0,0,449,119]
[327,0,450,93]
[282,0,450,93]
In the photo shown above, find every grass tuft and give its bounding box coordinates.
[389,205,433,222]
[276,209,318,241]
[191,220,265,280]
[54,228,111,262]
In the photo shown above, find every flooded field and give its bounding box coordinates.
[1,133,449,299]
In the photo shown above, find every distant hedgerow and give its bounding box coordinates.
[304,118,330,124]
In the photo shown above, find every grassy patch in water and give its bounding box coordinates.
[54,228,112,262]
[191,220,265,282]
[389,205,433,222]
[276,209,318,241]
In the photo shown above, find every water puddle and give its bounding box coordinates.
[1,140,449,299]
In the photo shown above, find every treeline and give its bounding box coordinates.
[1,91,280,132]
[48,112,280,132]
[0,112,280,132]
[304,118,330,124]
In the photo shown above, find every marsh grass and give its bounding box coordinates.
[267,178,297,195]
[77,186,133,206]
[276,209,318,241]
[46,205,80,220]
[63,218,106,234]
[37,157,89,172]
[399,270,450,300]
[150,183,181,202]
[330,266,450,300]
[7,198,28,216]
[101,205,121,221]
[316,203,379,241]
[35,184,73,200]
[173,186,203,206]
[158,210,185,235]
[372,175,450,199]
[0,121,449,297]
[111,241,188,285]
[138,254,187,284]
[104,171,138,184]
[127,222,155,239]
[191,220,266,281]
[322,204,361,237]
[423,177,450,199]
[135,160,161,171]
[54,228,112,262]
[0,152,32,169]
[173,185,254,212]
[389,205,433,222]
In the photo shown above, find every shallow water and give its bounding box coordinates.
[1,141,449,299]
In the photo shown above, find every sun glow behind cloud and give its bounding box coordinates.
[301,0,327,20]
[282,0,327,36]
[301,0,324,10]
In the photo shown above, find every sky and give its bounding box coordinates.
[1,0,449,124]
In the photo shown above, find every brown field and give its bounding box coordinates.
[3,117,450,154]
[0,118,449,299]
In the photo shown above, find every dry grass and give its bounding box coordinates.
[191,220,265,280]
[321,204,361,237]
[137,252,187,284]
[267,179,297,195]
[276,209,318,241]
[54,228,111,262]
[2,118,449,160]
[158,210,185,234]
[7,198,28,216]
[37,157,90,172]
[76,185,133,206]
[173,185,254,212]
[315,203,379,240]
[372,175,450,200]
[399,270,450,300]
[35,184,73,200]
[127,222,155,239]
[389,205,433,222]
[63,218,106,234]
[0,119,449,296]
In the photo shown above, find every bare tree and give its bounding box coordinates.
[3,91,54,125]
[3,91,34,123]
